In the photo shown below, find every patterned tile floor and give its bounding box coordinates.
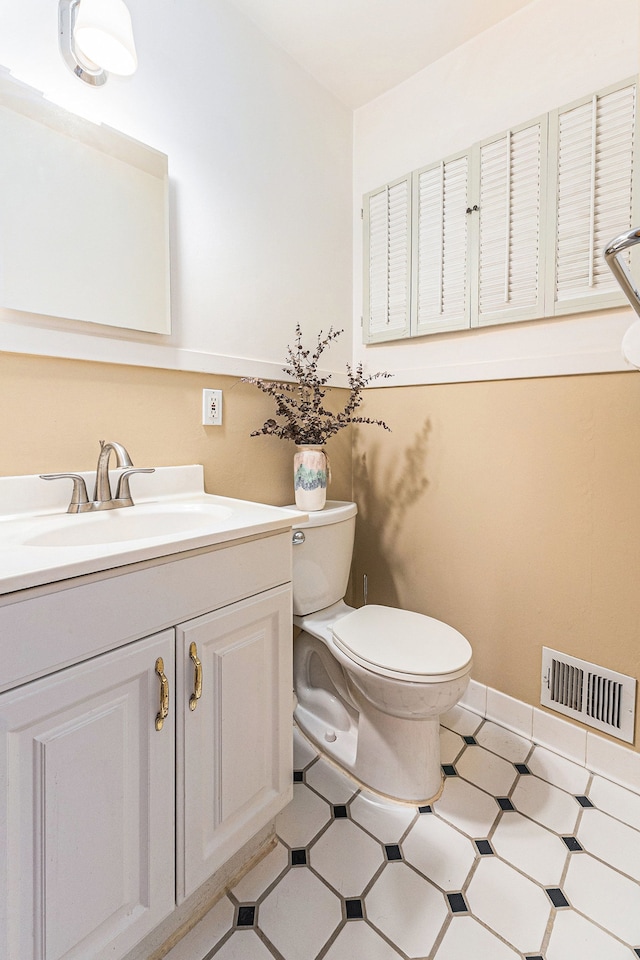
[166,705,640,960]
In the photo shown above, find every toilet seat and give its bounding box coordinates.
[332,604,472,683]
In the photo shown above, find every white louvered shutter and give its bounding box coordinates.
[363,176,411,342]
[550,78,637,313]
[414,153,470,334]
[476,117,546,327]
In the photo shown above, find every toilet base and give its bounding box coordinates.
[294,700,445,805]
[293,629,466,804]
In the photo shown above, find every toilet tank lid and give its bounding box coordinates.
[285,500,357,529]
[332,604,472,677]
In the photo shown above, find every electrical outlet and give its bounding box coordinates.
[202,389,223,425]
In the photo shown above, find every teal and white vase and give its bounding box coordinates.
[294,444,328,511]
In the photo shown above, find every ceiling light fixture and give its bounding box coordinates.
[58,0,137,87]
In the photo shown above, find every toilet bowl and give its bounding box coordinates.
[290,502,472,804]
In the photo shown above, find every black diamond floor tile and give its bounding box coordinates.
[236,905,256,927]
[546,887,570,908]
[463,735,477,745]
[385,843,403,861]
[345,898,364,919]
[418,804,433,814]
[442,764,458,776]
[515,762,531,774]
[293,770,304,783]
[575,795,594,808]
[497,797,515,810]
[447,892,468,913]
[562,836,583,851]
[291,848,307,865]
[475,839,495,855]
[332,804,348,818]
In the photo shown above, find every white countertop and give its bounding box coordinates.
[0,465,306,597]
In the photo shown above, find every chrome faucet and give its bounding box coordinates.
[41,440,154,513]
[93,440,133,503]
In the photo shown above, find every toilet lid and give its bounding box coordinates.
[332,605,472,678]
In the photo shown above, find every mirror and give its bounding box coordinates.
[0,71,170,334]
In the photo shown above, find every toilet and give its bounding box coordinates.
[290,501,472,804]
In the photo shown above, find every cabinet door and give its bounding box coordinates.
[548,77,638,314]
[475,116,547,327]
[176,585,293,903]
[413,151,472,335]
[0,631,175,960]
[363,175,412,343]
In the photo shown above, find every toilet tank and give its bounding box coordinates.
[289,501,357,617]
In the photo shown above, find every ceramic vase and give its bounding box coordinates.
[294,444,328,511]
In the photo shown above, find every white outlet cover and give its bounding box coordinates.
[202,388,223,425]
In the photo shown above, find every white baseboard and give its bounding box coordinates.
[459,679,640,796]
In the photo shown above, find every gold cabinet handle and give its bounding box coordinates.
[189,642,202,711]
[155,657,169,731]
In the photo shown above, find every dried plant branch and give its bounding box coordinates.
[243,325,391,444]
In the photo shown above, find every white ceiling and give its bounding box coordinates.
[227,0,537,108]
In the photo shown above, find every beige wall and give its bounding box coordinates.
[352,371,640,750]
[0,352,352,505]
[4,351,639,752]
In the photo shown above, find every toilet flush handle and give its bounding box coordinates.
[292,531,305,545]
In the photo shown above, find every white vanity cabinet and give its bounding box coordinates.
[0,530,294,960]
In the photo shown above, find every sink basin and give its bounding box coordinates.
[0,465,308,596]
[23,503,234,548]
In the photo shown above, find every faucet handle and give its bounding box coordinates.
[40,473,90,513]
[114,468,155,506]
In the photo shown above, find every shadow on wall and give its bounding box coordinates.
[350,420,431,609]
